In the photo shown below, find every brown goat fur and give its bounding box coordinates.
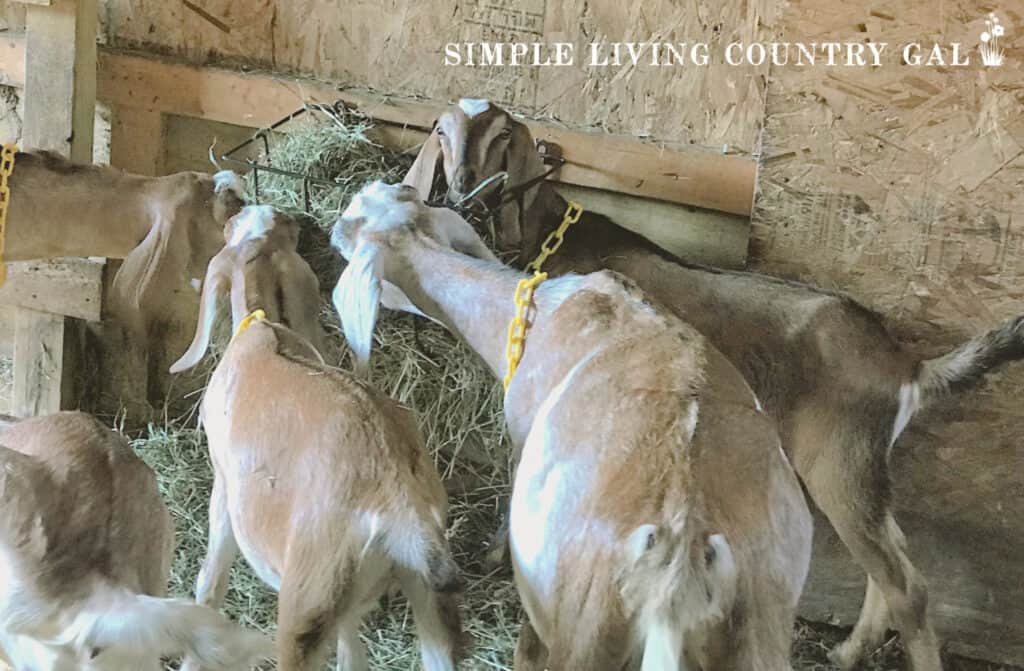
[403,99,1024,671]
[0,412,270,670]
[3,150,246,416]
[332,182,812,670]
[171,204,464,671]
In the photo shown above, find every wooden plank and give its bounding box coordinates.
[1,39,757,213]
[0,33,26,88]
[11,309,65,416]
[96,51,756,215]
[0,306,13,353]
[22,0,96,162]
[558,183,750,268]
[0,258,103,322]
[109,105,163,175]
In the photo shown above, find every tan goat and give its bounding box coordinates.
[0,411,271,671]
[403,98,1024,671]
[2,149,246,415]
[332,181,812,670]
[169,205,464,671]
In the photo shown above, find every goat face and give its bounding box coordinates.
[403,99,549,252]
[330,180,497,368]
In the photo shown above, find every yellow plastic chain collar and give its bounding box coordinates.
[234,309,267,339]
[0,143,18,288]
[502,200,584,391]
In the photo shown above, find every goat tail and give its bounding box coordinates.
[915,315,1024,405]
[626,528,737,671]
[887,315,1024,447]
[64,591,273,670]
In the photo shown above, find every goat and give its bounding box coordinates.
[0,411,271,671]
[169,204,464,671]
[332,181,812,670]
[1,149,246,417]
[403,98,1024,671]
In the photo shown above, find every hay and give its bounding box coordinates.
[124,108,1014,671]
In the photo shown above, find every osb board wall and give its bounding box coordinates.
[753,0,1024,661]
[102,0,776,152]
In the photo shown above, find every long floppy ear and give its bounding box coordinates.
[112,209,192,312]
[402,127,444,200]
[332,242,382,375]
[169,252,231,374]
[496,121,550,255]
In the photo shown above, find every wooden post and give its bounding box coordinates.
[10,0,97,416]
[21,0,96,161]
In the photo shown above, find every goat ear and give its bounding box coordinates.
[403,128,444,200]
[112,211,188,312]
[627,523,660,564]
[499,121,551,255]
[169,253,230,374]
[332,242,382,375]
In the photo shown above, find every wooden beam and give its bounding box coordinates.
[0,33,26,88]
[22,0,96,162]
[11,0,97,417]
[11,310,68,417]
[0,258,104,322]
[110,106,163,175]
[95,51,755,215]
[0,39,757,213]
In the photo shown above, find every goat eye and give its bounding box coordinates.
[435,128,446,138]
[499,128,512,139]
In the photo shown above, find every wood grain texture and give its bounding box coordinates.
[92,51,756,214]
[753,0,1024,663]
[0,258,104,321]
[11,308,64,416]
[102,0,777,152]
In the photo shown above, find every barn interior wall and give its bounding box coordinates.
[1,0,1023,661]
[753,0,1024,661]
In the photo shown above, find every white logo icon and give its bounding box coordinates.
[980,13,1006,66]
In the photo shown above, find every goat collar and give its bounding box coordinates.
[234,309,267,339]
[502,200,585,391]
[0,143,18,288]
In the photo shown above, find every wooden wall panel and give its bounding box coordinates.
[752,0,1024,663]
[102,0,776,152]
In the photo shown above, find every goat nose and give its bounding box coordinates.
[453,167,475,193]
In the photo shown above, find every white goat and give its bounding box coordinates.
[331,182,812,670]
[0,411,271,671]
[169,205,465,671]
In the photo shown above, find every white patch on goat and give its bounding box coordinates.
[213,170,245,199]
[890,381,921,448]
[341,181,420,237]
[228,205,276,247]
[683,401,699,441]
[535,275,586,313]
[235,533,282,592]
[458,98,491,117]
[510,356,591,603]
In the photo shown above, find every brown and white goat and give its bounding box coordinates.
[169,205,464,671]
[332,181,812,670]
[0,411,271,671]
[404,98,1024,671]
[2,150,246,415]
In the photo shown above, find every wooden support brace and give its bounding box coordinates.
[8,0,97,417]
